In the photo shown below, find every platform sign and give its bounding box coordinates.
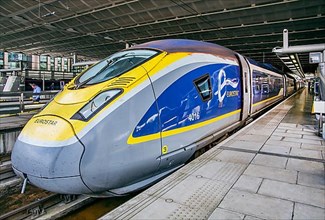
[309,52,323,64]
[314,100,325,114]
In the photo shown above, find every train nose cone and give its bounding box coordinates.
[11,115,92,194]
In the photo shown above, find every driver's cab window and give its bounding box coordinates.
[194,74,212,101]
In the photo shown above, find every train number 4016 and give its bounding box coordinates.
[188,112,200,121]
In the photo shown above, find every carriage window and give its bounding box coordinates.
[194,74,212,101]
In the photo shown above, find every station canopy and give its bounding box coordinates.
[0,0,324,76]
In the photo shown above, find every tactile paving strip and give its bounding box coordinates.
[212,162,247,183]
[167,180,232,219]
[167,162,246,219]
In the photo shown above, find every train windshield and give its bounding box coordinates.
[76,49,158,87]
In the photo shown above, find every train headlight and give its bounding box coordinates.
[72,89,122,121]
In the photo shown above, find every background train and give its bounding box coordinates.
[12,39,300,196]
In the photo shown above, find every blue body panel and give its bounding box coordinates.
[134,63,242,138]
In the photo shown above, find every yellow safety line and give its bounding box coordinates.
[252,95,283,107]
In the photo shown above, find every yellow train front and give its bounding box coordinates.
[11,39,291,196]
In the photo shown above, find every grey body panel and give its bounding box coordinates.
[158,113,240,172]
[13,167,91,194]
[79,73,162,192]
[12,138,84,178]
[158,144,196,172]
[109,165,182,195]
[12,137,90,194]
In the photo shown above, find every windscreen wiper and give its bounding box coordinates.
[75,74,97,89]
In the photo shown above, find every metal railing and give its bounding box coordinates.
[0,91,59,115]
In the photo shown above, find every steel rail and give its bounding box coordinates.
[0,166,15,182]
[0,194,61,220]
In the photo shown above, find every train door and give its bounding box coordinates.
[284,75,288,97]
[236,54,251,120]
[148,68,202,173]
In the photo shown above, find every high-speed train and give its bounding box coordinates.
[12,39,297,196]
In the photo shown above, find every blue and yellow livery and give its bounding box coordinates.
[11,39,296,196]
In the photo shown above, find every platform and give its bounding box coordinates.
[0,113,35,154]
[0,113,34,131]
[101,88,325,220]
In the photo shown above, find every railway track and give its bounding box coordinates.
[0,193,95,220]
[0,158,21,193]
[0,194,60,220]
[0,194,95,220]
[0,157,94,220]
[0,155,95,219]
[0,162,95,220]
[0,154,17,183]
[0,164,16,182]
[0,154,11,164]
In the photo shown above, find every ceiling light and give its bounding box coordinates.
[66,28,78,33]
[104,36,113,40]
[87,33,97,37]
[42,11,55,17]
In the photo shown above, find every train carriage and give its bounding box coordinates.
[248,61,285,114]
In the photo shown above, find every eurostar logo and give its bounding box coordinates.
[214,68,239,103]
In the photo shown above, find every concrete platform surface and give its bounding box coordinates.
[101,89,325,220]
[0,112,35,154]
[0,112,34,131]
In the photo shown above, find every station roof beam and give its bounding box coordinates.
[0,0,324,74]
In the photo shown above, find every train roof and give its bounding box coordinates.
[130,39,236,57]
[131,39,292,78]
[247,58,285,75]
